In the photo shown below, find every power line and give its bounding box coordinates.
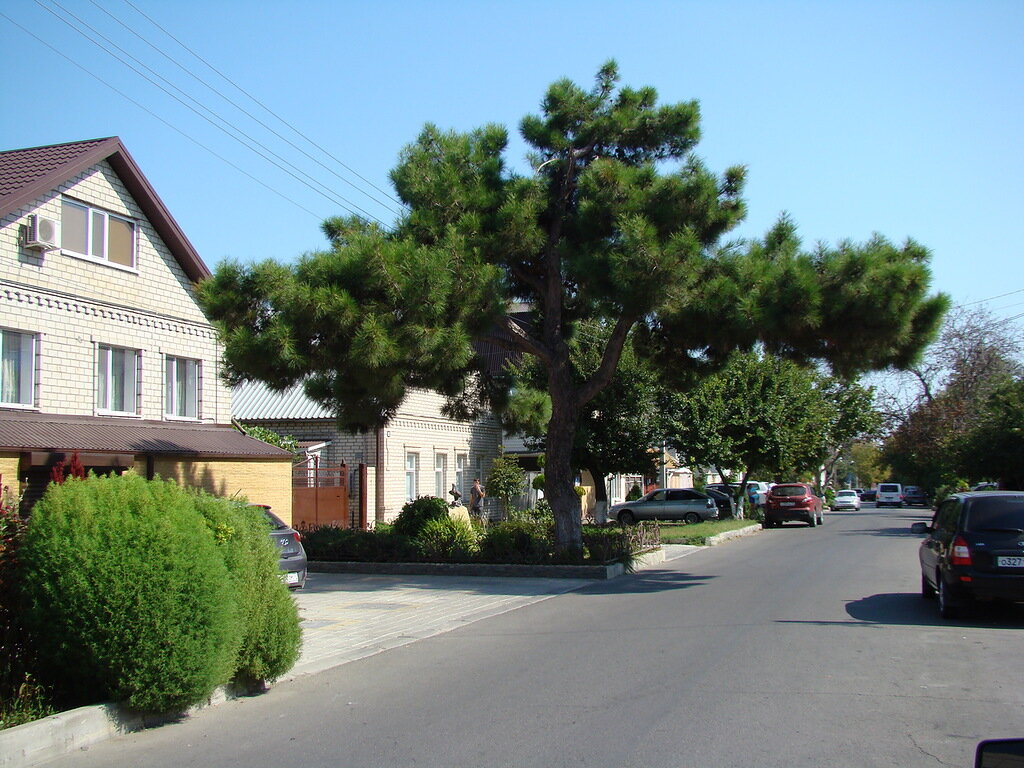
[34,0,388,226]
[963,288,1024,306]
[0,10,326,224]
[119,0,406,212]
[88,0,404,218]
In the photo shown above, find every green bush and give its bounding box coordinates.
[391,496,451,538]
[302,525,417,562]
[478,518,553,564]
[416,516,478,562]
[18,473,240,712]
[625,483,643,501]
[191,495,300,687]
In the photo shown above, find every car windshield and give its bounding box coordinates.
[772,486,808,497]
[837,490,856,497]
[965,496,1024,532]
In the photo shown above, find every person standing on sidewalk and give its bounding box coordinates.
[469,478,486,518]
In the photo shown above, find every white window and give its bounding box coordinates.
[96,344,139,414]
[435,453,447,498]
[0,329,36,406]
[62,198,136,269]
[456,453,467,501]
[165,356,200,419]
[405,452,419,501]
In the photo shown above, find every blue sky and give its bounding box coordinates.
[2,0,1022,317]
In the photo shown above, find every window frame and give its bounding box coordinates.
[0,328,38,408]
[434,452,447,498]
[96,343,141,416]
[164,355,201,420]
[61,197,137,271]
[455,453,468,501]
[405,452,420,502]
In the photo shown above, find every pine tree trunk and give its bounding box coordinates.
[546,373,583,553]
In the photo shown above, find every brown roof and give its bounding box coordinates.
[0,410,291,459]
[0,137,210,283]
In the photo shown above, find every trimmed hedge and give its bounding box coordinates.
[17,473,301,713]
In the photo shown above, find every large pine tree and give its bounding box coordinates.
[200,62,947,551]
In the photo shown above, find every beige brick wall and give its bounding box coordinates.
[1,159,232,423]
[0,454,20,497]
[147,457,293,524]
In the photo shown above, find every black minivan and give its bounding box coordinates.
[914,492,1024,618]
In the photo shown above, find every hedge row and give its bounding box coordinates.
[14,473,300,714]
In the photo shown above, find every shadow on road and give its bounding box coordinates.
[580,569,713,595]
[776,592,1024,629]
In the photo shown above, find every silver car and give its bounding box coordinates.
[611,488,718,525]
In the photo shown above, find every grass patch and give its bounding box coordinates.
[657,519,760,546]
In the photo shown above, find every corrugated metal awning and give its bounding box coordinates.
[0,410,291,459]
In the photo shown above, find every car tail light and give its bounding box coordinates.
[950,535,972,566]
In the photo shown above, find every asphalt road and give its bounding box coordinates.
[45,504,1024,768]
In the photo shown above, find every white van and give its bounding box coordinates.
[876,483,904,508]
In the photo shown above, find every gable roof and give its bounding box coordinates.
[0,137,209,283]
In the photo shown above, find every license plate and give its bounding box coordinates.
[285,571,300,584]
[780,502,795,507]
[996,556,1024,568]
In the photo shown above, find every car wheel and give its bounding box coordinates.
[938,576,959,619]
[618,510,636,525]
[807,514,816,527]
[684,512,701,525]
[921,572,936,599]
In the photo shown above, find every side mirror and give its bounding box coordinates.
[976,739,1024,767]
[910,522,932,535]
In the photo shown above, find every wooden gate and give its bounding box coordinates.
[292,462,350,529]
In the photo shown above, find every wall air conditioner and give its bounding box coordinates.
[24,214,60,250]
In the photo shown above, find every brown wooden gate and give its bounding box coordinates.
[292,462,350,529]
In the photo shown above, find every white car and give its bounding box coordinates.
[832,489,861,510]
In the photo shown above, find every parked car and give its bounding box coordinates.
[611,488,718,525]
[913,491,1024,618]
[763,483,824,528]
[861,488,878,502]
[854,488,865,499]
[252,505,308,589]
[876,483,904,508]
[832,489,861,510]
[903,486,930,506]
[694,487,735,518]
[706,480,771,507]
[972,481,999,492]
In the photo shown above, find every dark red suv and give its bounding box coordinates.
[764,483,824,528]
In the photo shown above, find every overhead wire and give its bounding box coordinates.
[34,0,389,227]
[118,0,406,212]
[88,0,404,218]
[0,10,325,223]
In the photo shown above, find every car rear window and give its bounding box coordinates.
[772,486,808,497]
[837,490,856,496]
[879,484,900,493]
[965,496,1024,532]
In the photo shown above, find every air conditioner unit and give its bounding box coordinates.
[24,214,60,250]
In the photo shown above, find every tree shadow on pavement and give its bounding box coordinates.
[578,570,714,595]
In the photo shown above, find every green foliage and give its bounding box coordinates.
[478,518,553,564]
[191,495,300,686]
[415,516,478,562]
[18,474,241,712]
[626,483,643,501]
[956,377,1024,489]
[301,525,418,562]
[485,451,527,508]
[391,496,451,538]
[823,488,836,507]
[239,424,299,457]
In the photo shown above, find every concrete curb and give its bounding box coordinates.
[705,522,762,546]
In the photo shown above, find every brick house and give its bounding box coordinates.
[233,380,503,524]
[0,137,293,517]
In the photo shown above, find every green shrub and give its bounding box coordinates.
[625,483,643,501]
[416,517,478,562]
[191,495,300,687]
[18,474,241,713]
[302,525,417,562]
[478,518,553,564]
[391,496,450,538]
